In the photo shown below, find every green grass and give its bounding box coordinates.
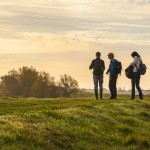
[0,95,150,150]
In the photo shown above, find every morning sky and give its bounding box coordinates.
[0,0,150,89]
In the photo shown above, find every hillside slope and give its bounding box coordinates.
[0,96,150,150]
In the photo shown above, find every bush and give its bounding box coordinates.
[0,66,79,98]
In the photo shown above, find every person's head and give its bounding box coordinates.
[131,51,140,58]
[96,52,101,58]
[108,53,114,60]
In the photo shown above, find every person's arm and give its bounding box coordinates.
[140,58,143,64]
[103,61,105,71]
[106,64,110,74]
[89,60,94,70]
[129,56,137,67]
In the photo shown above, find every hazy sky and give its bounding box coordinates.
[0,0,150,89]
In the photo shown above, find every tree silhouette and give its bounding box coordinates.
[59,74,79,97]
[0,67,79,98]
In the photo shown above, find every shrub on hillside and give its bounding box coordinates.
[0,66,79,98]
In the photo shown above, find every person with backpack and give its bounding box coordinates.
[89,52,105,100]
[106,53,122,99]
[128,51,144,100]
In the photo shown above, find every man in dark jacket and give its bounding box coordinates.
[106,53,118,99]
[89,52,105,99]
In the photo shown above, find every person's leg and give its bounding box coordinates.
[131,73,136,99]
[99,76,103,99]
[93,75,98,99]
[113,75,118,98]
[110,77,115,98]
[109,78,114,98]
[135,73,143,99]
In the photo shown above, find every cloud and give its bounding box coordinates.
[17,30,150,49]
[1,28,150,54]
[0,0,150,89]
[131,0,150,4]
[0,0,150,34]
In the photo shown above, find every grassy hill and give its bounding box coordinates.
[0,95,150,150]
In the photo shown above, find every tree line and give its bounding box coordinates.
[0,66,80,98]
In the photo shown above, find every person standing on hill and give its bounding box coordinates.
[89,52,105,100]
[128,51,143,100]
[106,53,122,99]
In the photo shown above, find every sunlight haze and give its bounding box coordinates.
[0,0,150,90]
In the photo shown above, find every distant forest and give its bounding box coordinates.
[0,66,84,98]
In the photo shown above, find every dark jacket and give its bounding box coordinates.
[89,57,105,76]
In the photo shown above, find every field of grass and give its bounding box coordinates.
[0,95,150,150]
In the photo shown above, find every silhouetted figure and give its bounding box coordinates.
[128,51,143,100]
[89,52,105,99]
[106,53,119,99]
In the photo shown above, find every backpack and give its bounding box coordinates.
[94,59,104,75]
[125,66,134,79]
[115,61,122,75]
[135,63,147,75]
